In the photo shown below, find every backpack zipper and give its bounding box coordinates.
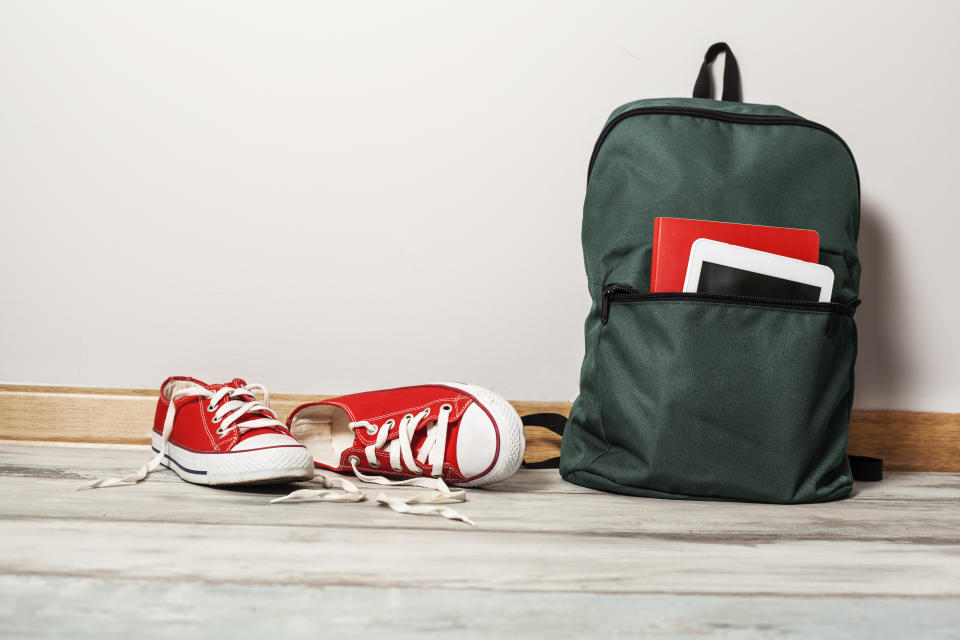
[587,106,860,194]
[600,284,859,325]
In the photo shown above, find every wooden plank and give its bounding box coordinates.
[849,410,960,473]
[1,443,959,637]
[524,408,960,473]
[2,444,960,542]
[5,442,960,501]
[2,576,959,639]
[2,516,958,597]
[0,385,565,464]
[2,384,959,470]
[5,473,960,542]
[0,384,323,446]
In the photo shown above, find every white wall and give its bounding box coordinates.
[1,1,958,411]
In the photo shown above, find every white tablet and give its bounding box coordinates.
[683,238,834,302]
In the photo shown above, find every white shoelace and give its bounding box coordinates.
[274,404,477,526]
[78,386,477,525]
[351,406,450,477]
[78,383,287,490]
[270,475,366,504]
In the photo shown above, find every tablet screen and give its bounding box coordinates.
[698,261,822,301]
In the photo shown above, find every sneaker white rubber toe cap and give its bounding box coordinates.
[456,403,499,478]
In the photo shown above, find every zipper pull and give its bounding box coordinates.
[601,284,637,325]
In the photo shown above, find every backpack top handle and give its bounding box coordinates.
[693,42,742,102]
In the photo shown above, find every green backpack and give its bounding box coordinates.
[556,43,880,503]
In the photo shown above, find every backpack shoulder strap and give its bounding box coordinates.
[520,413,566,469]
[848,454,883,482]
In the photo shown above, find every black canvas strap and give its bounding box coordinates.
[848,454,883,482]
[692,42,742,102]
[520,413,566,469]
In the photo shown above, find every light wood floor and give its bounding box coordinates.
[1,442,958,638]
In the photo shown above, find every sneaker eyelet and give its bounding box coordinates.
[370,459,381,469]
[371,419,391,436]
[215,427,224,436]
[348,455,360,467]
[206,404,215,412]
[391,466,402,473]
[212,415,222,423]
[441,404,452,412]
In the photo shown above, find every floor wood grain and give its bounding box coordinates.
[3,577,958,640]
[0,442,958,638]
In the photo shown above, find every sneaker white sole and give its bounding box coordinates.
[151,431,315,486]
[437,382,525,487]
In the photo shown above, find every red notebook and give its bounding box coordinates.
[650,218,821,293]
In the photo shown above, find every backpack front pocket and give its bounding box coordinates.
[592,290,858,503]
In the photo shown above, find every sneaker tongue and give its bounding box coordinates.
[410,427,430,454]
[200,378,247,393]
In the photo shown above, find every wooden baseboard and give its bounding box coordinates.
[1,384,957,472]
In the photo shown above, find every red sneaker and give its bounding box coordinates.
[287,382,524,488]
[81,377,314,488]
